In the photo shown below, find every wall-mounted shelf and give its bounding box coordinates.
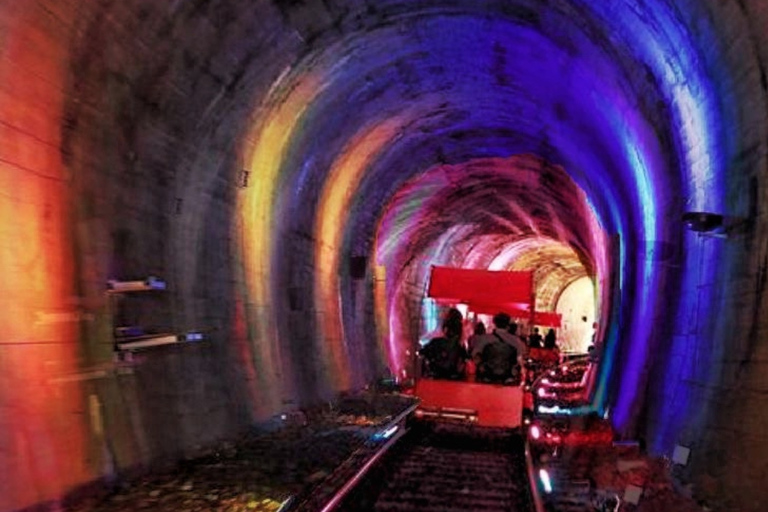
[107,276,167,293]
[116,331,206,351]
[108,276,207,353]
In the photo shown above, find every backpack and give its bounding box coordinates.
[481,333,517,379]
[423,336,464,378]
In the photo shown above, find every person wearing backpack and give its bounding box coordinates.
[471,312,527,383]
[480,336,518,383]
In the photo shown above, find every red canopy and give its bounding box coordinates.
[471,304,561,327]
[462,302,532,316]
[427,266,533,304]
[531,311,562,328]
[426,266,561,327]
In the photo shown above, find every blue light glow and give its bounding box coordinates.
[537,404,587,416]
[250,0,730,459]
[422,298,439,338]
[580,0,726,435]
[146,276,167,290]
[539,469,553,494]
[612,132,660,428]
[373,425,399,441]
[589,1,724,212]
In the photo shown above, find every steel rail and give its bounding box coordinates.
[318,426,407,512]
[525,439,546,512]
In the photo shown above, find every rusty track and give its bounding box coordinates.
[336,423,533,512]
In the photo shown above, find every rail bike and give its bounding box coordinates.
[407,266,566,429]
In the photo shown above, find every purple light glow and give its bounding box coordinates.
[237,0,729,467]
[0,1,758,509]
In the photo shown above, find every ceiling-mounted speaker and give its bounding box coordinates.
[350,256,367,279]
[682,211,723,232]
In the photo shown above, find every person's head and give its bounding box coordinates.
[508,322,518,335]
[544,328,556,348]
[492,312,511,330]
[473,322,486,335]
[443,307,463,338]
[533,327,539,335]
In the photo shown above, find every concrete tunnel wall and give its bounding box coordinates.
[0,1,767,510]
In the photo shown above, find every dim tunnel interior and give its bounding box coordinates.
[374,154,606,377]
[1,0,768,511]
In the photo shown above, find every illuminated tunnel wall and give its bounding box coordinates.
[373,155,607,379]
[1,0,767,510]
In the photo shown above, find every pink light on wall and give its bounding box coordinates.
[374,155,607,380]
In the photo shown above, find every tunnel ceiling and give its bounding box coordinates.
[375,155,600,293]
[60,0,728,293]
[214,0,731,401]
[58,0,764,433]
[6,0,768,510]
[244,0,713,286]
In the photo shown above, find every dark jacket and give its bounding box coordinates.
[421,335,467,379]
[479,332,518,381]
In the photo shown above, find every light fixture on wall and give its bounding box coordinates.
[239,170,250,188]
[672,444,691,466]
[682,211,748,239]
[107,276,167,292]
[681,212,724,233]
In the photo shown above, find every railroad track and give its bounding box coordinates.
[334,423,533,512]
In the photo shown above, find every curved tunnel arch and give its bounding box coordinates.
[371,154,606,379]
[3,0,768,510]
[237,0,694,421]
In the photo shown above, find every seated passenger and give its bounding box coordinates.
[471,313,526,361]
[472,312,526,383]
[479,337,518,383]
[420,307,467,380]
[465,322,486,376]
[467,322,486,355]
[528,327,543,348]
[543,328,557,349]
[537,328,561,366]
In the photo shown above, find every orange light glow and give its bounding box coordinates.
[314,118,405,391]
[0,4,90,510]
[238,70,325,411]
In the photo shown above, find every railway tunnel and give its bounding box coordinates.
[1,0,767,510]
